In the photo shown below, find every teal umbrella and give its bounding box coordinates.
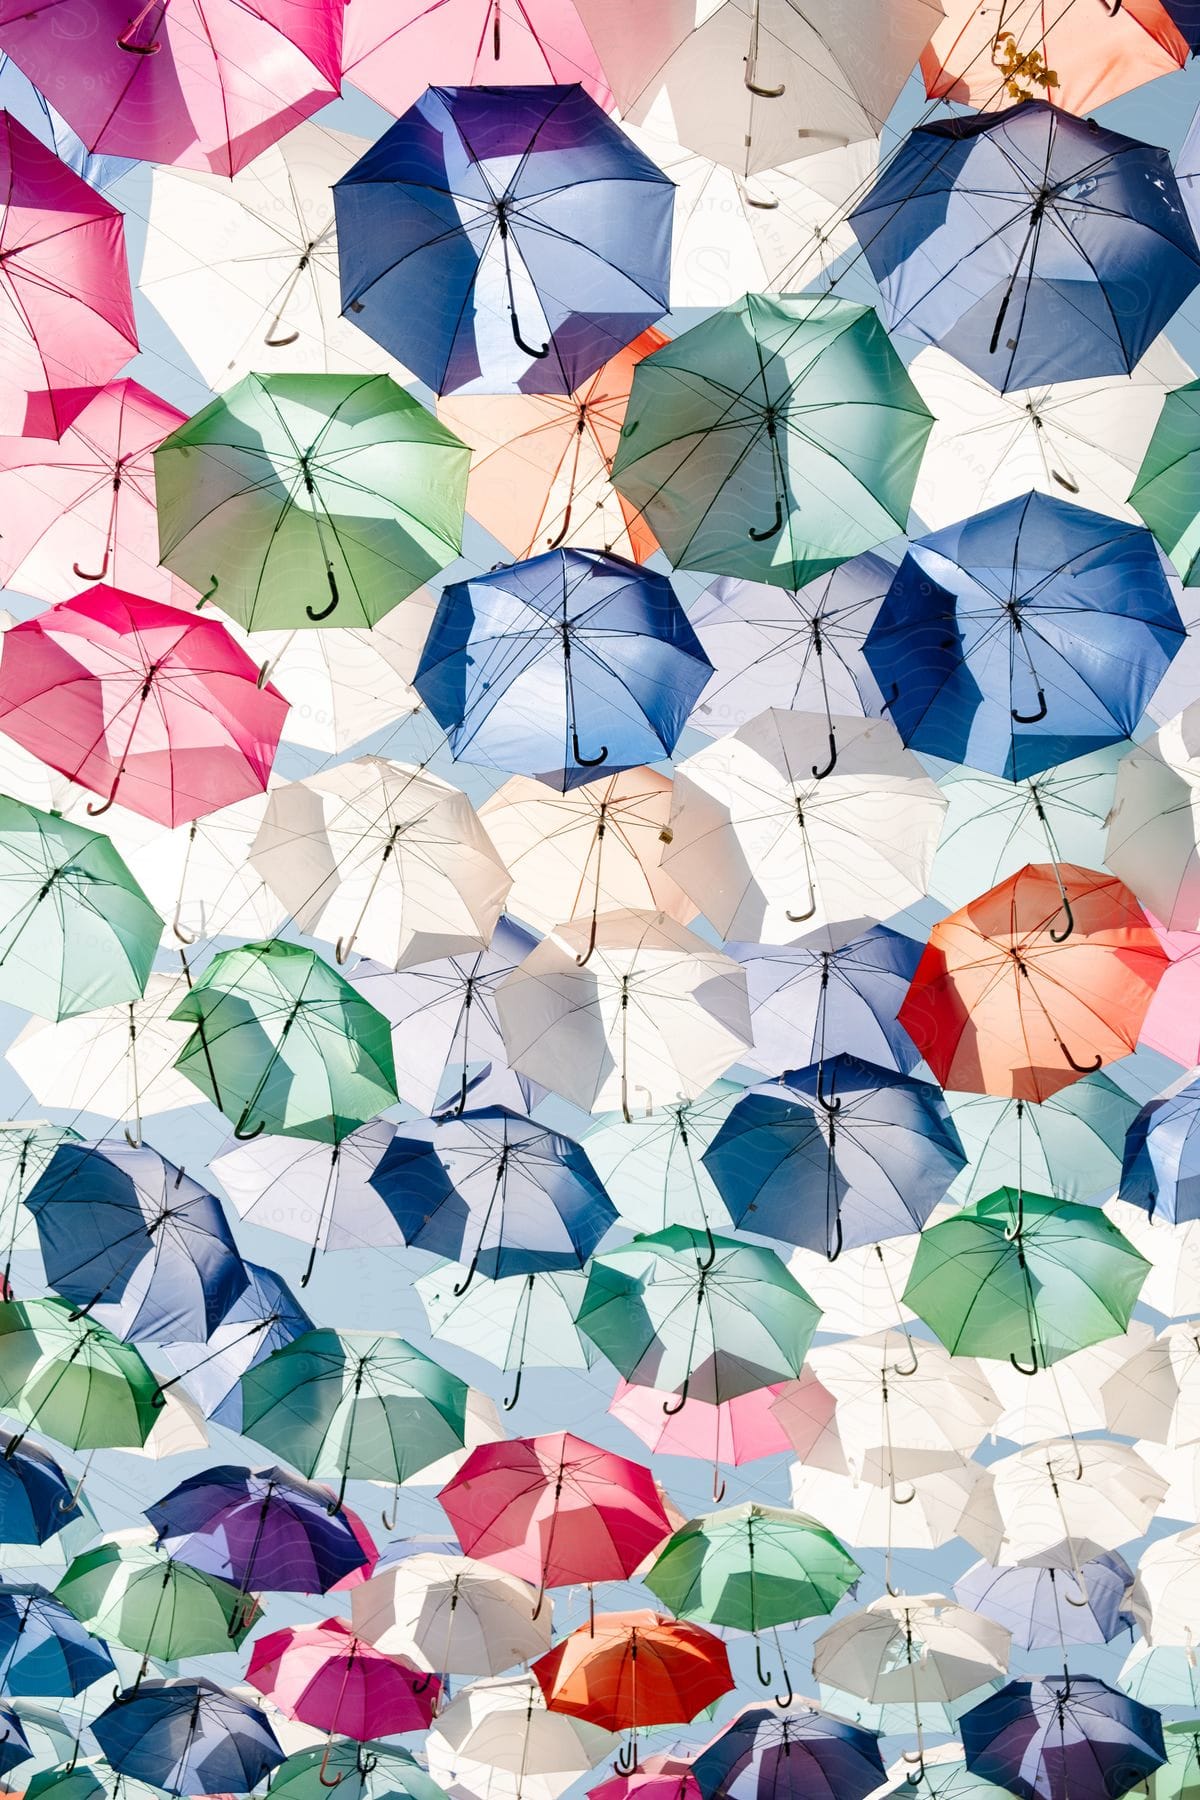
[945,1077,1138,1208]
[610,294,931,589]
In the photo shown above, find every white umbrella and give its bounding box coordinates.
[248,596,435,755]
[581,1079,743,1234]
[0,1121,77,1276]
[1105,1201,1200,1321]
[813,1593,1010,1703]
[1131,1526,1200,1647]
[1101,1325,1200,1448]
[133,1382,210,1460]
[351,1553,550,1676]
[250,757,511,970]
[427,1674,616,1800]
[139,124,414,391]
[665,712,946,947]
[495,909,752,1116]
[982,1325,1157,1447]
[909,339,1191,531]
[416,1266,596,1388]
[809,1331,1001,1470]
[1107,706,1200,930]
[479,769,697,940]
[787,1233,923,1339]
[790,1448,1003,1565]
[990,1439,1166,1562]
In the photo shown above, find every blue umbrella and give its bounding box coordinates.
[334,83,672,396]
[955,1548,1136,1652]
[0,1433,82,1544]
[692,1706,885,1800]
[960,1676,1165,1800]
[702,1054,965,1258]
[863,493,1183,781]
[849,100,1200,393]
[1119,1077,1200,1223]
[146,1465,370,1597]
[158,1261,313,1432]
[731,928,924,1079]
[92,1678,284,1796]
[413,549,711,789]
[0,1583,113,1697]
[369,1105,617,1287]
[0,1706,32,1780]
[25,1141,247,1344]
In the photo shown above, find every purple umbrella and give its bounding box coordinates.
[955,1547,1136,1651]
[692,1706,885,1800]
[960,1677,1165,1800]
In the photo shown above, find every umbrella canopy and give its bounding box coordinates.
[262,1741,445,1800]
[849,101,1200,392]
[249,599,433,757]
[1103,1324,1200,1447]
[413,551,710,791]
[808,1330,1001,1466]
[960,1676,1165,1800]
[169,939,399,1143]
[427,1673,616,1800]
[813,1593,1010,1704]
[863,494,1183,781]
[0,1121,78,1287]
[0,1432,83,1544]
[1130,380,1200,584]
[0,1581,113,1695]
[334,84,672,397]
[955,1547,1136,1651]
[732,928,924,1080]
[532,1610,733,1732]
[164,1260,312,1434]
[583,1082,742,1237]
[664,712,946,946]
[702,1056,966,1257]
[1119,1077,1200,1224]
[0,1296,158,1450]
[989,1439,1166,1560]
[590,1756,700,1800]
[350,1551,549,1676]
[645,1503,859,1633]
[788,1447,1002,1563]
[1107,706,1200,929]
[418,1266,595,1397]
[903,1189,1149,1372]
[898,865,1167,1103]
[54,1528,261,1666]
[609,294,932,589]
[98,787,285,945]
[247,1617,437,1738]
[91,1677,285,1796]
[946,1077,1137,1209]
[691,1705,886,1800]
[1153,1723,1200,1800]
[609,1377,802,1475]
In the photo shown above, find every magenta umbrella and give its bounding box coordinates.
[0,112,137,439]
[0,0,343,177]
[246,1618,440,1741]
[0,587,288,827]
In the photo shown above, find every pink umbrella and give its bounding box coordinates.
[590,1753,701,1800]
[0,587,288,827]
[342,0,612,116]
[1140,913,1200,1067]
[0,113,137,440]
[0,380,190,604]
[438,1432,672,1610]
[607,1377,807,1501]
[0,0,342,178]
[247,1618,438,1741]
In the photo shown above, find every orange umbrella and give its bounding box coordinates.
[898,863,1167,1104]
[533,1611,732,1769]
[438,330,665,565]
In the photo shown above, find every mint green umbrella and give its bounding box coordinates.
[945,1077,1137,1209]
[1130,380,1200,583]
[902,1190,1149,1373]
[154,372,470,629]
[55,1533,260,1674]
[266,1741,450,1800]
[170,940,398,1143]
[25,1765,166,1800]
[610,294,931,589]
[0,1298,158,1451]
[0,797,161,1021]
[1153,1724,1200,1800]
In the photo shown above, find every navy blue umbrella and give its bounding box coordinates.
[850,100,1200,393]
[0,1706,31,1780]
[146,1464,371,1595]
[1118,1076,1200,1223]
[702,1054,965,1258]
[414,549,711,790]
[863,493,1183,782]
[0,1431,82,1543]
[960,1676,1165,1800]
[159,1261,313,1433]
[731,927,924,1079]
[692,1706,885,1800]
[334,83,672,396]
[92,1678,284,1796]
[0,1582,113,1696]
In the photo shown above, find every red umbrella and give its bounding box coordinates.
[0,113,137,440]
[438,1433,673,1611]
[0,0,343,178]
[0,587,288,827]
[246,1618,438,1741]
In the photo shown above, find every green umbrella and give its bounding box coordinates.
[610,293,931,589]
[239,1328,469,1509]
[1154,1724,1200,1800]
[55,1531,260,1675]
[26,1762,167,1800]
[1130,380,1200,583]
[0,1298,158,1451]
[902,1189,1149,1373]
[170,939,398,1143]
[154,372,470,629]
[0,797,161,1021]
[576,1226,821,1406]
[266,1741,450,1800]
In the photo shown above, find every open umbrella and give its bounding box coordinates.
[162,1260,312,1433]
[1131,379,1200,585]
[262,1741,444,1800]
[813,1594,1010,1709]
[0,1581,113,1696]
[612,1378,809,1492]
[350,1552,549,1676]
[98,788,285,947]
[1102,1325,1200,1447]
[417,1267,596,1406]
[0,1433,83,1544]
[0,1296,158,1452]
[946,1078,1137,1210]
[1118,1078,1200,1224]
[733,928,923,1080]
[808,1330,1001,1467]
[583,1082,742,1237]
[0,1122,78,1292]
[955,1547,1136,1651]
[960,1677,1165,1800]
[1107,706,1200,930]
[691,1705,886,1800]
[989,1439,1166,1561]
[92,1678,284,1796]
[427,1673,616,1800]
[247,1617,437,1738]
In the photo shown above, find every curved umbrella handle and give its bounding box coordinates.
[662,1374,691,1416]
[73,551,110,581]
[197,575,219,607]
[775,1668,794,1710]
[503,1364,523,1411]
[696,1222,718,1272]
[614,1741,638,1776]
[571,730,608,769]
[86,773,122,817]
[265,322,300,348]
[575,910,600,966]
[1059,1039,1102,1075]
[785,887,817,925]
[228,1599,257,1639]
[123,1122,143,1150]
[754,1641,772,1687]
[171,902,197,946]
[545,503,573,550]
[256,660,275,691]
[1011,690,1048,724]
[811,732,838,780]
[117,28,161,52]
[1048,893,1075,944]
[233,1112,267,1141]
[825,1211,844,1263]
[334,934,357,965]
[745,71,786,96]
[712,1466,726,1503]
[511,311,550,359]
[889,1477,917,1505]
[318,1744,345,1789]
[748,495,784,542]
[890,1339,920,1378]
[411,1668,436,1695]
[306,568,340,623]
[1009,1345,1040,1376]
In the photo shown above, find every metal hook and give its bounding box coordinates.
[571,729,608,769]
[1012,690,1048,724]
[1048,893,1075,945]
[811,732,838,780]
[306,568,340,624]
[749,495,784,541]
[73,551,110,582]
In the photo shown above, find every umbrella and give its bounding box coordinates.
[248,598,433,757]
[262,1741,447,1800]
[169,940,399,1143]
[1153,1723,1200,1800]
[785,1233,921,1338]
[954,1547,1137,1651]
[532,1610,733,1750]
[495,911,752,1118]
[0,1433,83,1544]
[863,494,1183,781]
[583,1082,742,1237]
[333,84,672,397]
[0,1708,32,1780]
[438,1432,672,1603]
[686,556,892,743]
[960,1677,1165,1800]
[0,0,341,176]
[240,1327,470,1508]
[247,1617,437,1739]
[0,1123,78,1291]
[898,865,1167,1103]
[788,1447,1001,1569]
[808,1330,1001,1466]
[0,797,162,1022]
[989,1439,1166,1561]
[702,1056,966,1257]
[54,1529,261,1673]
[609,294,932,589]
[0,113,137,440]
[849,101,1200,393]
[664,712,946,945]
[611,1377,804,1490]
[1107,706,1200,929]
[91,1678,284,1796]
[691,1705,886,1800]
[99,788,286,946]
[1135,918,1200,1068]
[1122,1645,1200,1714]
[590,1756,700,1800]
[1118,1077,1200,1224]
[1102,1325,1200,1446]
[814,1594,1010,1708]
[0,1296,158,1451]
[732,927,924,1080]
[985,1329,1154,1446]
[478,771,696,939]
[0,588,288,827]
[426,1673,616,1800]
[418,1267,596,1405]
[0,380,188,603]
[368,1106,616,1287]
[903,1189,1149,1373]
[249,758,509,969]
[438,331,667,563]
[350,1551,549,1676]
[0,1581,113,1695]
[1130,1526,1200,1646]
[156,373,469,631]
[162,1260,312,1433]
[946,1077,1138,1209]
[413,551,711,791]
[0,49,130,188]
[577,1227,821,1405]
[1129,378,1200,585]
[25,1138,247,1345]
